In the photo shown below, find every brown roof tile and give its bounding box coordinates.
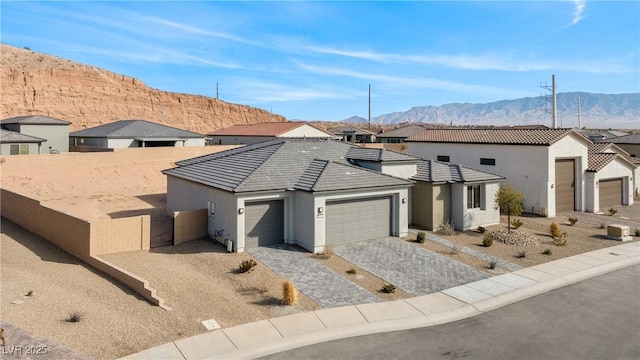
[209,122,318,136]
[405,128,577,145]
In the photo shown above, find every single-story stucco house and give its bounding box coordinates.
[587,142,638,210]
[0,129,45,155]
[69,119,206,150]
[208,122,333,145]
[328,126,377,143]
[163,138,506,253]
[375,124,427,143]
[1,115,70,154]
[406,128,636,218]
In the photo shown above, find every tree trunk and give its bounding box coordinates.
[507,204,511,233]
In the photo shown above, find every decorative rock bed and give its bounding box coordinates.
[490,229,541,246]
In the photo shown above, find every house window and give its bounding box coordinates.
[437,155,450,162]
[388,138,401,143]
[467,185,482,209]
[480,158,496,166]
[10,144,29,155]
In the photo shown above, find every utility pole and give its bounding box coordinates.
[368,84,371,130]
[216,82,219,99]
[577,95,582,129]
[539,74,558,128]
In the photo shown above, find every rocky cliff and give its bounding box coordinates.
[0,44,285,133]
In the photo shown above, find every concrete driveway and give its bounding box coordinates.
[333,237,488,297]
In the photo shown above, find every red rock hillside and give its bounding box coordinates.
[0,44,285,133]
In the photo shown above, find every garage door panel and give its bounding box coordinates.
[599,178,623,208]
[326,197,391,245]
[245,200,284,247]
[555,159,575,213]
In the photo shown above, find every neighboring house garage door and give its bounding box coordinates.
[555,159,575,213]
[326,197,391,244]
[599,178,623,208]
[245,200,284,247]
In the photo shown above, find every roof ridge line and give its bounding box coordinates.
[307,159,331,192]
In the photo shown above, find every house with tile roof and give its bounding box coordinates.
[69,119,206,150]
[375,124,427,143]
[1,115,70,153]
[405,128,635,217]
[602,133,640,159]
[208,122,333,145]
[163,138,506,252]
[0,129,45,155]
[327,126,376,143]
[587,143,639,208]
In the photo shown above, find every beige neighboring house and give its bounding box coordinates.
[1,115,70,153]
[328,126,376,143]
[406,128,635,217]
[0,129,45,155]
[208,122,334,145]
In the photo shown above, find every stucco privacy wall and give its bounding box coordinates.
[1,189,163,307]
[173,209,208,245]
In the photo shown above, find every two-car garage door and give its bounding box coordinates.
[326,197,391,245]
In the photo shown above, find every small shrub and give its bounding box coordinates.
[25,290,34,297]
[380,283,396,294]
[549,222,562,238]
[482,233,493,247]
[511,218,523,230]
[542,248,552,255]
[635,228,640,237]
[487,259,498,270]
[346,268,357,275]
[477,226,487,234]
[599,223,606,229]
[416,231,426,244]
[553,232,568,246]
[608,208,617,216]
[515,250,527,259]
[568,217,578,226]
[281,280,297,305]
[238,259,257,273]
[448,245,460,255]
[317,245,334,259]
[65,311,84,323]
[436,220,455,236]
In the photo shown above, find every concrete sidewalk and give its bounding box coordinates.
[122,241,640,360]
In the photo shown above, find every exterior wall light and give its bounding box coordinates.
[238,208,244,214]
[317,207,324,214]
[402,198,407,204]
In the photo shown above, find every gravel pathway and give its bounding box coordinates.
[333,237,489,297]
[409,229,523,271]
[248,245,380,308]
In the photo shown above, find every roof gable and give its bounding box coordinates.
[405,128,584,146]
[70,120,204,138]
[208,122,316,136]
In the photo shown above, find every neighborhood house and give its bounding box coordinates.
[1,115,70,154]
[208,122,334,145]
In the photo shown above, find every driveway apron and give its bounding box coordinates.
[333,237,489,297]
[248,244,380,308]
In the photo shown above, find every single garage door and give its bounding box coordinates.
[245,200,284,247]
[555,159,576,213]
[326,197,391,245]
[599,178,623,208]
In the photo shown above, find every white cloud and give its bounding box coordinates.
[572,0,587,25]
[227,80,362,102]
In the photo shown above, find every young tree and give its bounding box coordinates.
[495,183,524,233]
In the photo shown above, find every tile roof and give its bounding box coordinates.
[0,129,46,143]
[602,134,640,145]
[375,124,427,138]
[405,128,580,145]
[209,122,329,137]
[327,126,376,136]
[345,147,420,162]
[587,142,636,172]
[69,120,204,138]
[411,160,505,183]
[164,138,413,193]
[587,153,620,172]
[1,115,70,125]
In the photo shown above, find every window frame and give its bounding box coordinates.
[466,184,483,210]
[480,158,496,166]
[436,155,450,162]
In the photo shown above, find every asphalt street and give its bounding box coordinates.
[261,265,640,360]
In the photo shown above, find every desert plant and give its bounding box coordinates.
[346,268,357,275]
[238,259,257,273]
[542,248,552,255]
[635,228,640,237]
[64,311,84,323]
[487,259,498,269]
[549,222,562,239]
[511,218,523,230]
[599,223,606,229]
[448,245,460,255]
[568,217,578,226]
[380,283,396,293]
[608,208,617,216]
[25,290,34,297]
[495,183,525,233]
[437,220,455,235]
[317,245,334,259]
[416,231,426,244]
[482,233,494,247]
[553,232,568,246]
[281,280,297,305]
[515,250,527,259]
[477,226,487,234]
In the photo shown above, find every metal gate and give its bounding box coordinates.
[151,215,174,248]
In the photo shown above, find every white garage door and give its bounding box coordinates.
[326,197,391,245]
[245,200,284,247]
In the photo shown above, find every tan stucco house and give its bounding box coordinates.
[208,122,334,145]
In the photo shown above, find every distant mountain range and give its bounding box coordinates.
[344,92,639,129]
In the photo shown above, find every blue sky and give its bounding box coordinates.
[2,1,638,121]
